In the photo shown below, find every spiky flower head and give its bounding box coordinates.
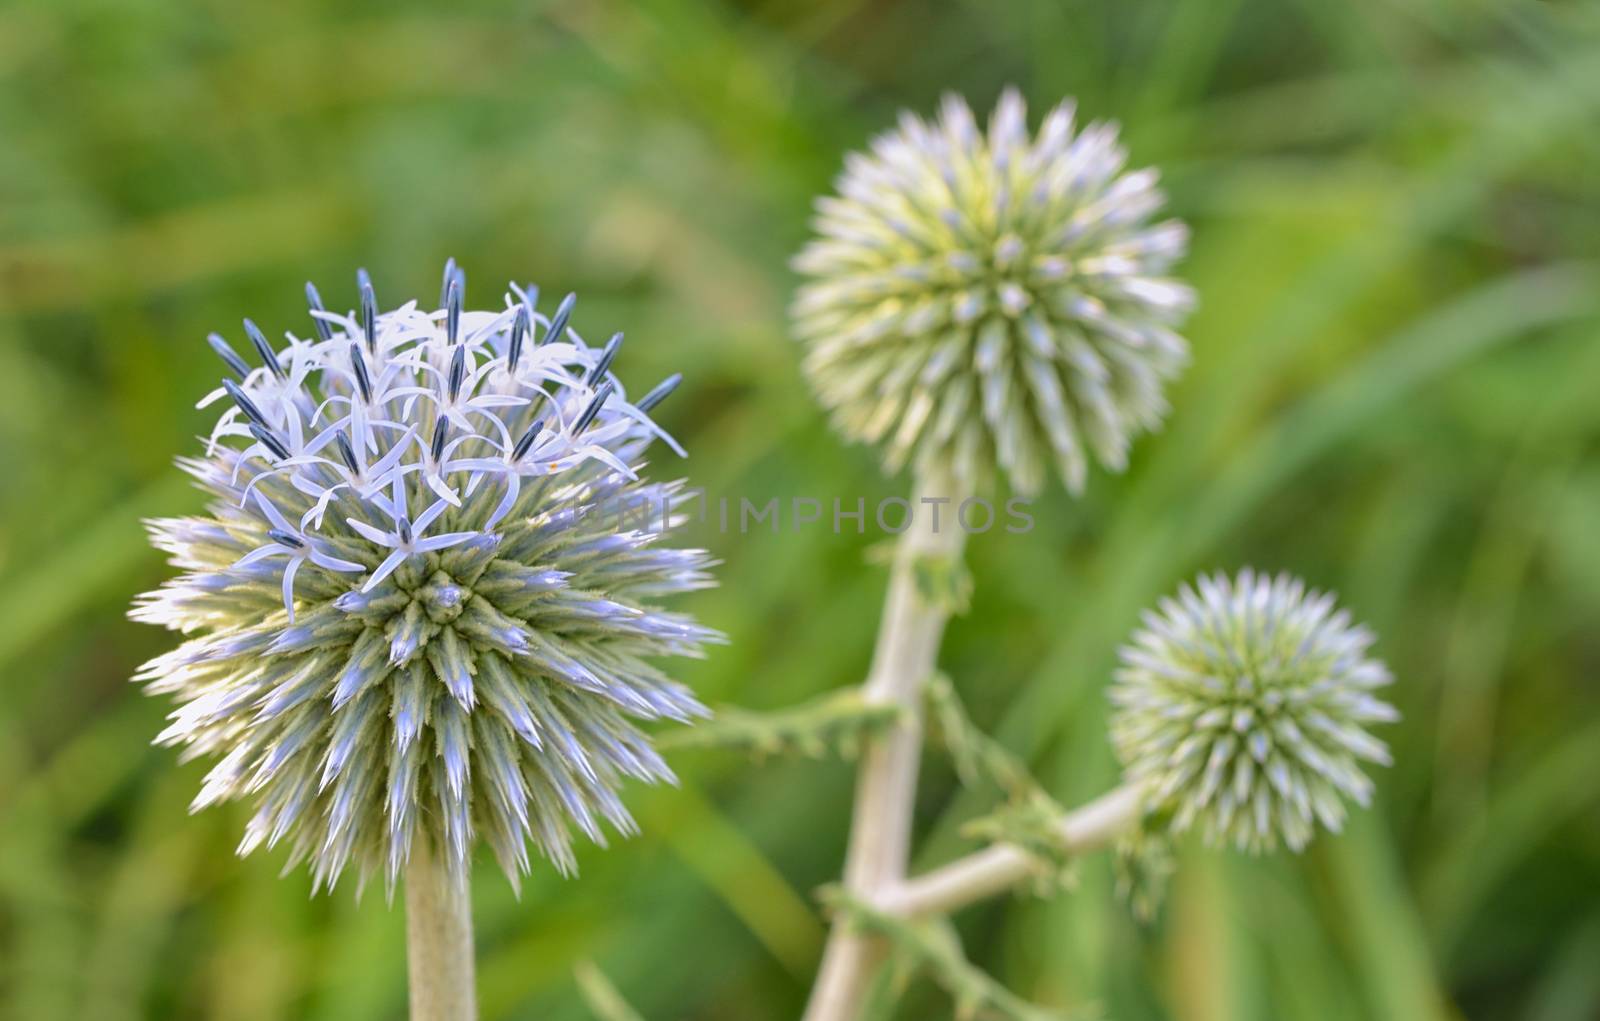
[1109,569,1398,853]
[791,88,1195,495]
[133,263,719,893]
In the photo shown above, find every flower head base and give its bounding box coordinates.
[1109,570,1397,853]
[792,89,1194,495]
[132,264,718,893]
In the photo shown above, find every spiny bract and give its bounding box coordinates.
[132,263,719,893]
[792,88,1195,495]
[1109,569,1397,853]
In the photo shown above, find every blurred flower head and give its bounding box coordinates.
[1109,569,1397,852]
[133,264,719,893]
[792,88,1194,495]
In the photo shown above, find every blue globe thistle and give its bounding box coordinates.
[133,264,719,893]
[792,88,1195,495]
[1109,570,1398,852]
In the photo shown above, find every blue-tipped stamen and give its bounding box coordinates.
[431,419,449,463]
[207,333,251,381]
[447,345,466,401]
[545,293,576,346]
[244,319,286,380]
[305,283,334,342]
[508,305,529,372]
[446,277,462,346]
[512,417,546,461]
[249,424,291,460]
[223,379,270,429]
[636,373,682,413]
[349,343,372,403]
[267,529,305,549]
[358,269,377,353]
[440,258,457,308]
[571,382,613,435]
[588,333,623,384]
[334,433,360,474]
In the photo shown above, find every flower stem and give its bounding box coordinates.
[873,783,1144,918]
[406,839,477,1021]
[803,466,967,1021]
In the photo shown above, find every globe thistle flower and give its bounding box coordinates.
[1109,569,1397,852]
[792,88,1195,495]
[132,264,719,893]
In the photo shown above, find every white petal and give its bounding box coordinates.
[362,550,409,592]
[415,531,477,553]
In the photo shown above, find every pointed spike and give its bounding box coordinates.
[588,332,622,383]
[635,372,682,413]
[447,345,466,401]
[571,382,614,435]
[544,292,576,346]
[305,282,334,342]
[249,424,290,460]
[335,432,359,473]
[358,270,377,352]
[507,305,529,371]
[446,277,462,345]
[512,417,545,461]
[222,379,269,428]
[440,258,457,308]
[243,319,285,380]
[349,343,372,402]
[207,333,250,380]
[431,419,449,463]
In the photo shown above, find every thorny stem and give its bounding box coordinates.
[873,783,1145,919]
[802,465,967,1021]
[407,838,477,1021]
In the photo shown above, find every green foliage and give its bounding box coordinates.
[573,961,647,1021]
[2,0,1599,1019]
[926,673,1051,804]
[659,690,901,760]
[821,889,1094,1021]
[866,543,974,616]
[927,673,1084,895]
[1113,823,1176,924]
[911,551,974,616]
[960,799,1082,899]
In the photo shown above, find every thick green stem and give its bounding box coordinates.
[803,466,967,1021]
[406,839,477,1021]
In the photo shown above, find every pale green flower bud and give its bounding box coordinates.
[1110,570,1398,852]
[792,88,1194,494]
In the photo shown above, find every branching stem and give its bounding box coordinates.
[874,783,1144,919]
[802,466,967,1021]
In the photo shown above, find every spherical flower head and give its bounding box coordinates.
[132,264,719,894]
[1109,569,1398,853]
[792,88,1195,495]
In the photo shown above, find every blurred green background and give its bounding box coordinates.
[3,0,1599,1018]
